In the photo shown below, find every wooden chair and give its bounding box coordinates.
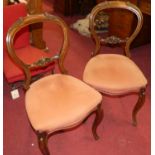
[3,3,54,88]
[83,1,147,126]
[6,13,103,155]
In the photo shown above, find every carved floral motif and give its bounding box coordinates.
[30,55,59,68]
[101,35,128,44]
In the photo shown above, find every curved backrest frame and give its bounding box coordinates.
[89,1,143,57]
[6,13,69,89]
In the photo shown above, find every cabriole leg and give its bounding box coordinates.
[92,103,103,140]
[37,131,50,155]
[132,88,146,126]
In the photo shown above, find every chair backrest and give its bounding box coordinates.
[89,1,143,57]
[3,3,30,51]
[6,13,69,90]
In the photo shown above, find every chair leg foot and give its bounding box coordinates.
[37,131,50,155]
[132,88,146,126]
[92,103,103,140]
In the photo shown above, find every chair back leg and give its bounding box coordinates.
[132,88,146,126]
[92,103,103,140]
[37,132,50,155]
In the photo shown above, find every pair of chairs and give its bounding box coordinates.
[6,1,147,155]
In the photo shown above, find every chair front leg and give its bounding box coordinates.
[92,103,103,140]
[37,131,50,155]
[132,88,146,126]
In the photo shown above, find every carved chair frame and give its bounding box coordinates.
[89,1,146,126]
[6,13,103,155]
[89,1,143,58]
[6,13,68,90]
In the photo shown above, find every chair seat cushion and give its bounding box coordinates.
[4,45,55,83]
[83,54,147,95]
[25,74,102,132]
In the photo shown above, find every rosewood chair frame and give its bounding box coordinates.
[88,1,146,126]
[89,1,143,58]
[6,13,103,155]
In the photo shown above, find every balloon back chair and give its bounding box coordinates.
[3,3,55,89]
[83,1,147,126]
[6,13,103,155]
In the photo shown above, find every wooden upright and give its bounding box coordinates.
[3,0,8,6]
[3,0,46,49]
[27,0,46,49]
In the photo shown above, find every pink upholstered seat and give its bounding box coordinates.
[83,54,147,95]
[25,74,102,132]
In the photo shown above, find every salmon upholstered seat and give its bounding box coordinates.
[6,13,103,155]
[83,1,148,126]
[83,54,147,95]
[26,74,102,132]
